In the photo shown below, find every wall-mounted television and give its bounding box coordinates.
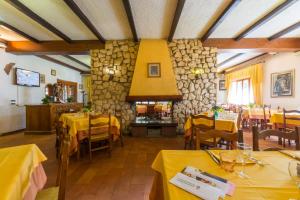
[15,68,40,87]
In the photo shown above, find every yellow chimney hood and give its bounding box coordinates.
[126,39,182,101]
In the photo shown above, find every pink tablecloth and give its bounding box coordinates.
[24,164,47,200]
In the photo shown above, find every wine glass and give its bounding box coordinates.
[236,143,252,178]
[288,161,300,199]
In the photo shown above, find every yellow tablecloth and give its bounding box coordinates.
[0,144,47,200]
[59,113,121,151]
[184,116,237,138]
[270,113,300,126]
[151,150,299,200]
[243,108,277,120]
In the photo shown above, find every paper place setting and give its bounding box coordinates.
[169,166,235,200]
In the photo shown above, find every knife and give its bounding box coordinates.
[205,150,221,165]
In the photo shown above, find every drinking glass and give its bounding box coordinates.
[219,151,238,172]
[236,143,252,178]
[288,161,300,199]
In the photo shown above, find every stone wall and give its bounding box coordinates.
[91,39,217,133]
[91,40,138,131]
[169,40,217,130]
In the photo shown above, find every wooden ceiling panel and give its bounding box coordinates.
[73,0,132,40]
[210,0,283,38]
[130,0,177,39]
[47,55,90,71]
[174,0,229,39]
[18,0,96,40]
[69,55,90,66]
[0,1,60,41]
[0,24,28,41]
[217,52,237,64]
[246,1,300,38]
[217,52,264,71]
[282,27,300,38]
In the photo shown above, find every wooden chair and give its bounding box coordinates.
[262,104,272,130]
[191,114,216,149]
[283,109,300,147]
[252,126,300,151]
[114,109,124,147]
[88,114,112,160]
[36,135,70,200]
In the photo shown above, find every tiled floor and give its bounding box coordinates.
[0,130,295,200]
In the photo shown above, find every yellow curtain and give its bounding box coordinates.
[225,63,263,105]
[82,75,92,102]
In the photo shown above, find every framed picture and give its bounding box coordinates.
[51,69,56,76]
[40,74,45,84]
[271,69,294,97]
[79,84,83,89]
[147,63,161,78]
[219,80,226,90]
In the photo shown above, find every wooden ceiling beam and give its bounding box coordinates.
[63,0,105,43]
[201,0,241,42]
[63,55,90,69]
[6,0,72,43]
[203,38,300,52]
[36,55,84,73]
[5,40,104,55]
[168,0,186,42]
[268,21,300,40]
[5,38,300,54]
[0,21,40,43]
[217,53,244,67]
[122,0,138,42]
[235,0,298,40]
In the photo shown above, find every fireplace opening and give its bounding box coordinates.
[131,101,178,137]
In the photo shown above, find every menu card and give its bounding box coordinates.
[169,166,235,200]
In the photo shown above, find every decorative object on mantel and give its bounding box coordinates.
[147,63,161,77]
[219,80,226,90]
[51,69,56,76]
[41,95,51,104]
[4,63,15,75]
[271,69,294,97]
[40,74,45,84]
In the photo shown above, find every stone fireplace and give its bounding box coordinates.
[91,39,217,134]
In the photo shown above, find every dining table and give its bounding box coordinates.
[150,150,300,200]
[271,112,300,129]
[184,115,238,139]
[59,113,121,152]
[0,144,47,200]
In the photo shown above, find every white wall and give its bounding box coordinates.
[216,52,300,109]
[0,49,82,134]
[263,52,300,110]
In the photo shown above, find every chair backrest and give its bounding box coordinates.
[263,104,271,121]
[89,113,111,137]
[236,108,243,130]
[191,114,215,132]
[283,109,300,131]
[56,135,70,200]
[252,126,300,151]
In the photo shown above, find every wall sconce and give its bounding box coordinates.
[192,68,204,79]
[106,65,115,81]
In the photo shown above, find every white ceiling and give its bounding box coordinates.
[47,55,90,71]
[0,0,299,41]
[70,55,91,66]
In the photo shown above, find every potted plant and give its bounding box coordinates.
[82,107,91,117]
[211,105,223,118]
[41,95,51,104]
[67,96,73,103]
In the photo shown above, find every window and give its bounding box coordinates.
[228,78,253,105]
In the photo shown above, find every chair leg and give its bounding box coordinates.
[77,141,81,160]
[89,141,92,161]
[120,134,124,147]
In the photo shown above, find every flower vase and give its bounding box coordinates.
[214,111,219,119]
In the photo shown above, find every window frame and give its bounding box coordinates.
[231,78,251,105]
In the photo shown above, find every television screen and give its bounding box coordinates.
[15,68,40,87]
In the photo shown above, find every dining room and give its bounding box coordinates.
[0,0,300,200]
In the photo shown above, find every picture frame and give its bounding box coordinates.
[219,80,226,91]
[40,74,45,84]
[147,63,161,78]
[271,69,294,98]
[51,69,56,76]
